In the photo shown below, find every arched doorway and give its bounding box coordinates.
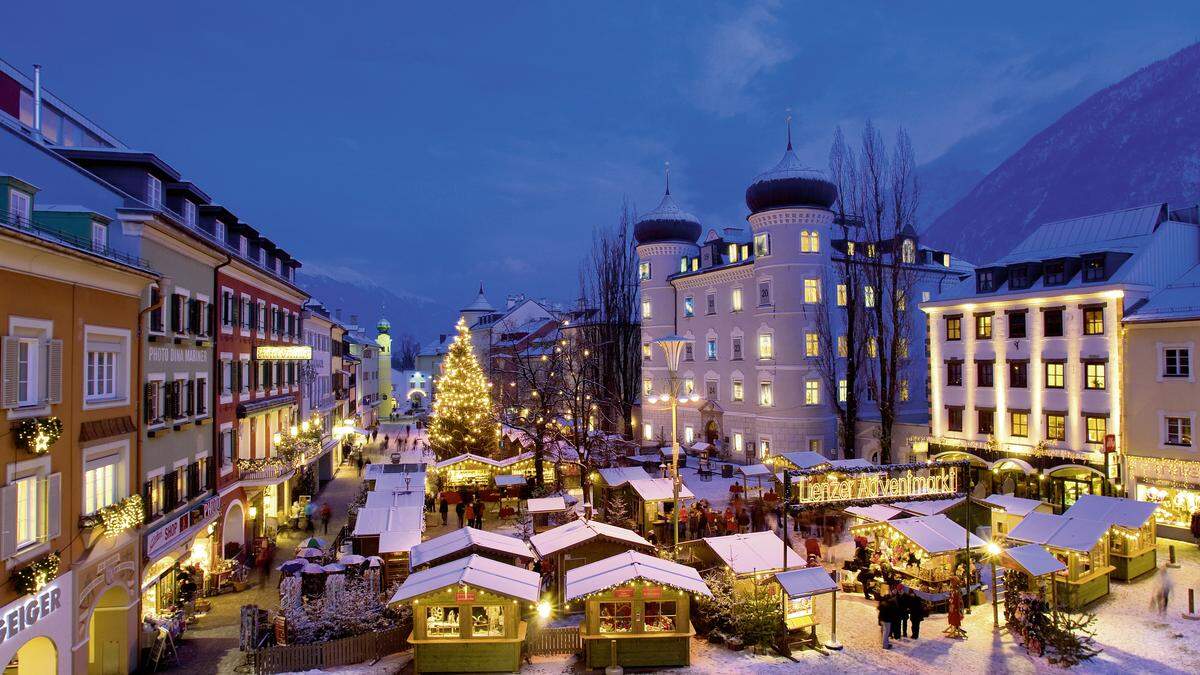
[932,451,991,497]
[5,636,57,675]
[704,420,719,445]
[88,586,132,675]
[222,501,245,558]
[1048,465,1105,512]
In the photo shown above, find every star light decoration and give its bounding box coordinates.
[428,318,499,458]
[12,552,60,595]
[13,417,63,455]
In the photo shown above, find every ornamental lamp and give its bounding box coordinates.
[986,542,1002,557]
[653,334,688,372]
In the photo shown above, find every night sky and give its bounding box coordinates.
[6,1,1198,313]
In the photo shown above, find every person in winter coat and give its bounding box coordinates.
[858,567,877,600]
[463,503,475,530]
[455,501,466,528]
[439,497,449,526]
[891,588,906,640]
[902,588,927,639]
[319,502,332,534]
[877,595,898,649]
[678,505,689,540]
[473,502,484,529]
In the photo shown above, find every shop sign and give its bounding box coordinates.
[1103,434,1116,453]
[455,591,476,602]
[256,345,312,360]
[146,498,220,559]
[148,345,209,364]
[793,469,958,506]
[0,584,61,645]
[642,587,662,599]
[613,588,634,599]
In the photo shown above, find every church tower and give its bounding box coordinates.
[377,317,394,418]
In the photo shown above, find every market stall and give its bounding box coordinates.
[409,527,535,572]
[352,505,425,584]
[625,478,696,542]
[1063,494,1158,581]
[389,554,540,674]
[979,493,1052,539]
[434,453,503,490]
[682,531,805,595]
[1005,511,1113,609]
[774,566,840,652]
[566,551,712,670]
[850,514,988,599]
[738,463,774,500]
[999,543,1067,600]
[526,496,569,533]
[494,474,525,519]
[529,519,655,607]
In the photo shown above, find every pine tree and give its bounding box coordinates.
[429,318,498,458]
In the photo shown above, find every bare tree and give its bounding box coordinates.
[578,201,641,437]
[495,333,566,488]
[392,332,421,371]
[551,333,620,514]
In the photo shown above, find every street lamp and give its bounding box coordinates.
[651,334,697,550]
[986,541,1002,628]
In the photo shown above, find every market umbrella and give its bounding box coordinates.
[277,559,307,574]
[366,556,384,568]
[338,554,367,565]
[299,563,326,575]
[300,536,328,549]
[322,562,347,573]
[296,547,324,559]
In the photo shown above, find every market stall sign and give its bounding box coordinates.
[613,587,634,599]
[255,345,312,360]
[642,586,662,599]
[794,469,958,506]
[455,591,477,602]
[0,583,62,645]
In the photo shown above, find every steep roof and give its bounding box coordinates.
[529,519,653,557]
[565,551,712,600]
[408,527,534,570]
[389,554,540,603]
[699,531,805,575]
[1124,263,1200,323]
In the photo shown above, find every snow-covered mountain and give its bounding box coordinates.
[923,42,1200,264]
[296,263,447,340]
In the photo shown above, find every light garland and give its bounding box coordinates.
[84,494,145,536]
[12,553,60,595]
[1127,455,1200,486]
[428,318,498,458]
[13,417,63,455]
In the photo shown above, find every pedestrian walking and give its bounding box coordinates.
[891,588,905,640]
[474,503,484,529]
[1153,566,1175,613]
[455,501,466,528]
[464,503,475,530]
[304,500,317,532]
[858,567,877,600]
[259,544,275,588]
[878,594,897,649]
[356,454,365,477]
[944,579,967,638]
[902,587,926,639]
[439,497,449,526]
[319,501,332,535]
[382,434,388,450]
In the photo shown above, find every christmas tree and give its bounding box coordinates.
[429,318,499,458]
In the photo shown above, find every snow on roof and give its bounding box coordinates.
[893,497,964,517]
[1062,494,1159,530]
[830,458,874,469]
[700,531,805,575]
[527,496,568,514]
[379,530,423,554]
[598,466,651,486]
[529,519,653,557]
[435,453,501,469]
[626,478,696,502]
[495,452,535,467]
[1002,544,1067,578]
[845,504,905,522]
[979,493,1046,517]
[1125,263,1200,323]
[494,474,526,487]
[1007,512,1110,553]
[775,451,832,470]
[999,203,1165,263]
[365,488,426,509]
[739,463,774,478]
[409,527,533,569]
[888,514,988,554]
[774,567,838,598]
[691,442,713,451]
[389,554,540,603]
[565,551,712,600]
[352,506,425,537]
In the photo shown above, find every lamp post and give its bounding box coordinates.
[649,335,697,550]
[986,541,1002,628]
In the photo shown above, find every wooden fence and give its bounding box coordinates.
[254,626,409,674]
[527,625,581,656]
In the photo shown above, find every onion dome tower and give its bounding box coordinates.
[745,122,837,215]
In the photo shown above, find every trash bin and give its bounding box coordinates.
[721,464,734,479]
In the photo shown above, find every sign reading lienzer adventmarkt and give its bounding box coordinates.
[794,469,958,505]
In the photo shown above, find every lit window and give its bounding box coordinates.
[902,239,915,263]
[867,337,877,358]
[846,241,856,256]
[706,339,718,360]
[642,379,653,397]
[15,476,39,549]
[837,335,847,358]
[1085,362,1106,390]
[758,334,774,360]
[1166,417,1192,446]
[801,230,820,253]
[684,377,695,395]
[900,380,909,401]
[1045,363,1065,389]
[683,297,694,318]
[867,244,877,258]
[805,332,819,357]
[864,286,875,307]
[642,343,652,362]
[1010,412,1029,437]
[1083,308,1104,335]
[896,290,906,311]
[85,460,119,514]
[838,379,847,402]
[643,424,654,441]
[976,314,992,339]
[733,433,744,453]
[946,316,961,341]
[679,257,688,273]
[641,299,652,319]
[732,380,744,402]
[836,284,847,306]
[731,288,743,312]
[805,380,820,405]
[638,262,651,281]
[754,233,770,257]
[922,291,931,302]
[1046,414,1065,441]
[759,381,773,407]
[1085,416,1107,444]
[684,426,695,444]
[727,243,739,263]
[804,279,820,303]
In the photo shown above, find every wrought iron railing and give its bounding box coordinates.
[0,209,156,271]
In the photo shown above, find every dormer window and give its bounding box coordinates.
[238,236,247,257]
[942,253,951,267]
[977,270,996,293]
[146,175,162,208]
[182,200,196,227]
[7,188,32,223]
[1009,266,1029,290]
[728,243,739,263]
[1082,255,1105,282]
[1044,261,1066,285]
[214,221,226,242]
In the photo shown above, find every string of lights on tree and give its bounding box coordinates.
[428,318,499,458]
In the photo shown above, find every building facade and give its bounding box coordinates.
[920,203,1200,511]
[1122,264,1200,541]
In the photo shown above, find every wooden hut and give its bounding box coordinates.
[527,496,569,533]
[529,519,655,607]
[625,478,696,542]
[1006,511,1113,608]
[434,453,503,490]
[979,493,1053,539]
[774,566,840,652]
[850,514,988,597]
[1063,494,1158,581]
[683,531,805,595]
[565,551,712,670]
[389,555,540,673]
[352,505,425,584]
[408,527,535,573]
[998,542,1067,602]
[595,466,652,524]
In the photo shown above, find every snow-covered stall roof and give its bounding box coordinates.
[626,478,696,502]
[598,466,651,487]
[830,458,874,469]
[893,497,964,517]
[888,514,987,554]
[1002,543,1067,577]
[409,527,533,569]
[365,488,426,509]
[979,493,1046,517]
[379,530,423,554]
[495,451,535,467]
[434,453,501,469]
[389,554,541,603]
[530,519,653,557]
[739,463,774,478]
[352,506,425,537]
[775,451,832,470]
[774,567,838,598]
[628,453,664,465]
[1062,494,1159,530]
[494,474,526,487]
[1007,512,1110,553]
[845,504,905,522]
[690,442,713,452]
[527,496,568,514]
[699,531,805,575]
[565,551,712,600]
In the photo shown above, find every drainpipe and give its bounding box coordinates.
[32,64,42,138]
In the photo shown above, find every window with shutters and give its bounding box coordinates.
[14,476,39,549]
[222,290,234,328]
[175,467,187,506]
[15,337,40,406]
[149,285,164,334]
[219,428,235,467]
[240,360,251,393]
[240,295,252,331]
[146,474,165,517]
[144,378,163,425]
[257,301,267,334]
[171,293,188,334]
[195,374,208,416]
[220,360,232,395]
[3,319,60,414]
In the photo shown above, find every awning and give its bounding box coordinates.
[1001,543,1067,577]
[775,567,838,598]
[237,393,297,418]
[494,474,526,487]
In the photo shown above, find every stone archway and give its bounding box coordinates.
[6,636,58,675]
[222,500,246,558]
[87,586,133,675]
[704,420,719,445]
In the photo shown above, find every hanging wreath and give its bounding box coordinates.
[13,417,63,455]
[12,553,61,595]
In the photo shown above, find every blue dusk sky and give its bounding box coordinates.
[5,1,1199,329]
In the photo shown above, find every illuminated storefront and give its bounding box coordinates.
[1128,456,1200,541]
[0,572,74,675]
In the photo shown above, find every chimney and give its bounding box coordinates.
[335,308,342,320]
[350,314,359,326]
[32,64,42,137]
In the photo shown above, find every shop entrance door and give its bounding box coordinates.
[89,586,132,674]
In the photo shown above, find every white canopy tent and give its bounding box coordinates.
[564,551,712,600]
[389,554,541,604]
[697,531,806,575]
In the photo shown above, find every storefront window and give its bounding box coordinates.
[598,601,632,633]
[1137,483,1200,528]
[471,605,505,637]
[643,601,677,632]
[426,606,461,637]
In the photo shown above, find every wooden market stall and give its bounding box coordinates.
[682,531,805,595]
[596,466,651,522]
[1005,511,1113,609]
[493,474,525,520]
[565,551,712,670]
[526,496,570,533]
[625,478,696,542]
[999,542,1067,601]
[738,463,775,500]
[850,514,988,598]
[770,450,833,470]
[1063,494,1159,581]
[352,505,425,584]
[774,566,840,652]
[409,527,535,572]
[389,554,541,674]
[529,519,655,607]
[979,493,1053,539]
[434,453,504,490]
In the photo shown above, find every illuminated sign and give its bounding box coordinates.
[0,584,61,644]
[255,345,312,360]
[793,469,958,506]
